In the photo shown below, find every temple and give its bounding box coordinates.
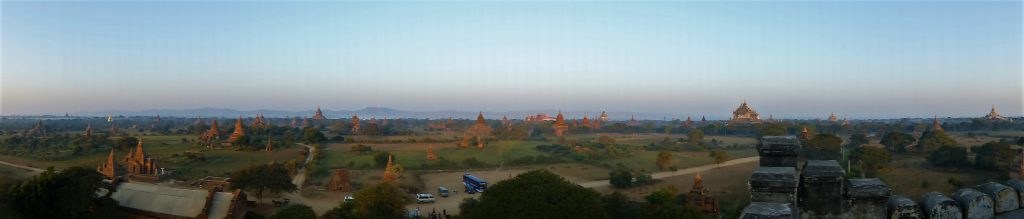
[828,113,838,123]
[26,120,46,136]
[985,105,1011,121]
[626,115,641,127]
[427,145,437,161]
[351,115,361,134]
[462,112,493,148]
[553,111,569,137]
[200,119,221,148]
[382,155,399,182]
[227,116,246,146]
[730,100,761,123]
[312,106,326,121]
[97,149,124,180]
[599,111,609,122]
[685,173,720,218]
[124,139,165,182]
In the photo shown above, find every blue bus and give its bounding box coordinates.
[463,173,487,194]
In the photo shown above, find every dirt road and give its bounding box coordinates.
[0,159,45,174]
[577,156,761,188]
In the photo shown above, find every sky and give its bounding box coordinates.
[2,1,1021,119]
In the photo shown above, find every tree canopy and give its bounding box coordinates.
[851,146,892,177]
[463,170,609,219]
[609,163,634,189]
[351,182,408,219]
[916,130,957,152]
[270,204,317,219]
[0,166,116,219]
[230,162,298,204]
[974,141,1014,172]
[880,132,915,154]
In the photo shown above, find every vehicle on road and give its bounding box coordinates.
[416,193,435,203]
[438,186,450,197]
[463,173,487,194]
[344,195,354,203]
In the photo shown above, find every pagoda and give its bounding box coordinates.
[426,145,437,161]
[626,115,641,127]
[729,100,761,123]
[26,120,46,136]
[84,125,93,138]
[985,105,1010,121]
[228,116,246,144]
[582,116,591,129]
[684,116,694,127]
[124,139,163,182]
[932,116,943,132]
[828,113,838,123]
[96,149,124,180]
[463,112,493,148]
[553,111,569,137]
[351,115,361,134]
[312,106,326,121]
[200,119,221,148]
[599,111,609,122]
[382,155,399,182]
[685,173,720,218]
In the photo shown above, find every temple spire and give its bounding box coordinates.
[932,116,943,131]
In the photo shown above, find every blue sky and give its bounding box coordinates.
[2,1,1021,119]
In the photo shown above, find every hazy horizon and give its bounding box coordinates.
[3,1,1021,118]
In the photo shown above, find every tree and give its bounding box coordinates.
[804,134,842,160]
[0,166,115,219]
[847,133,869,148]
[760,124,786,137]
[459,197,480,217]
[656,151,673,170]
[603,192,641,219]
[303,128,327,144]
[709,149,728,165]
[352,182,408,219]
[373,152,394,167]
[609,163,634,189]
[463,170,609,219]
[927,146,970,169]
[851,146,891,177]
[974,141,1014,171]
[270,204,317,219]
[916,130,957,153]
[880,132,914,154]
[688,130,705,145]
[641,187,707,219]
[230,163,298,204]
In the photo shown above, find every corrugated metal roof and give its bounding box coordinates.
[109,182,236,218]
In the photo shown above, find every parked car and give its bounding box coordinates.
[344,195,354,202]
[416,193,435,203]
[438,186,450,197]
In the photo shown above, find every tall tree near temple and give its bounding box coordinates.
[0,166,115,219]
[656,151,673,170]
[230,163,298,204]
[850,146,892,177]
[352,182,408,219]
[688,129,704,145]
[303,127,326,144]
[847,133,870,148]
[880,132,915,154]
[463,170,609,219]
[709,149,729,165]
[916,129,957,152]
[974,141,1014,171]
[928,146,970,169]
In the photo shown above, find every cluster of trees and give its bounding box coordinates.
[0,166,119,219]
[0,133,114,160]
[230,162,298,204]
[929,141,1016,172]
[609,163,654,189]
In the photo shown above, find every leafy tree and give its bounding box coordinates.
[321,202,355,219]
[709,149,729,165]
[0,166,115,219]
[927,146,970,168]
[880,132,915,154]
[847,133,870,148]
[609,163,634,189]
[373,152,394,167]
[804,134,842,160]
[352,182,408,219]
[115,136,139,151]
[230,163,298,204]
[916,130,957,153]
[974,141,1014,171]
[270,204,316,219]
[688,130,705,145]
[850,146,891,177]
[603,192,641,219]
[303,128,327,144]
[656,151,673,170]
[459,197,480,217]
[641,187,707,219]
[760,124,786,137]
[463,170,609,219]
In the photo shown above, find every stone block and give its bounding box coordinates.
[953,188,994,219]
[1005,179,1024,208]
[920,192,962,219]
[750,167,799,204]
[978,182,1019,213]
[799,160,845,217]
[741,202,798,219]
[887,195,922,219]
[846,178,892,219]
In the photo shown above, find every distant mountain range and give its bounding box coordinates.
[74,107,680,121]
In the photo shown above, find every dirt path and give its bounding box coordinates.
[577,156,760,188]
[276,143,343,214]
[0,159,45,173]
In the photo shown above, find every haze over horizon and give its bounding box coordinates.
[3,1,1021,118]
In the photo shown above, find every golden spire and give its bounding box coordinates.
[693,173,703,189]
[932,116,943,131]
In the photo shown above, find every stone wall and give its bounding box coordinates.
[847,178,891,219]
[799,160,845,218]
[953,188,994,219]
[750,166,799,205]
[979,182,1019,214]
[920,192,963,219]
